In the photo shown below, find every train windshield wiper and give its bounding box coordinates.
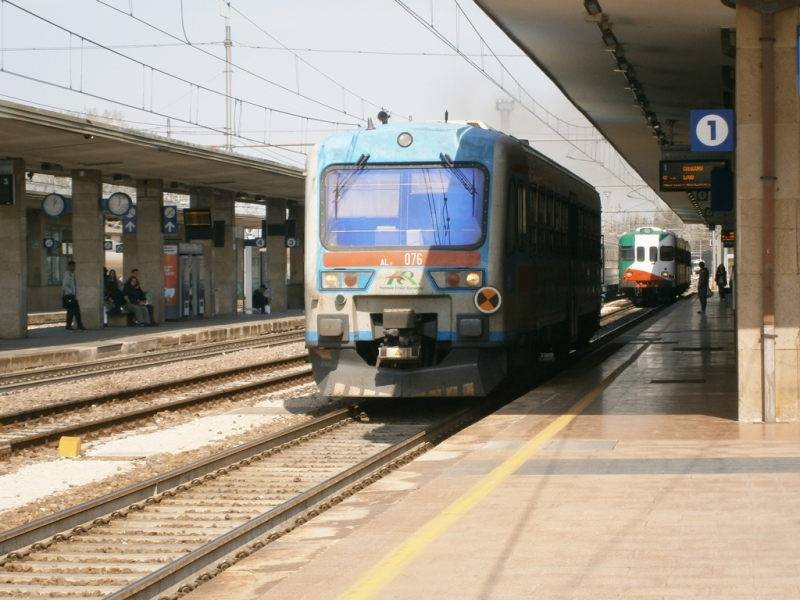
[439,153,477,214]
[334,153,370,217]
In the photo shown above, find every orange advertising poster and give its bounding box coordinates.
[163,245,179,307]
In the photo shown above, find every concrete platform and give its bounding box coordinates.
[0,311,304,374]
[185,296,800,599]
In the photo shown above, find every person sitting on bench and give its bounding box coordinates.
[252,284,271,314]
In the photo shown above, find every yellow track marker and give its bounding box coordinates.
[338,340,654,600]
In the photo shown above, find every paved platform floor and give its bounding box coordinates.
[0,310,304,373]
[187,296,800,599]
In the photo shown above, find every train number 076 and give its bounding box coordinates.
[404,253,423,266]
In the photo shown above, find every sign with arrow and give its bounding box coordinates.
[162,206,178,234]
[123,207,137,234]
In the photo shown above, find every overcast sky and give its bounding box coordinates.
[1,0,667,215]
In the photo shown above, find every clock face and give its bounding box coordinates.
[108,192,132,216]
[42,194,65,217]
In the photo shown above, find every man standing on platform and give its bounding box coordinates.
[696,261,710,314]
[62,260,86,331]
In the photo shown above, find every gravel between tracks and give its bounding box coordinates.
[0,340,350,535]
[0,342,306,413]
[0,381,347,533]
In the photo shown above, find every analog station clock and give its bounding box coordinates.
[107,192,133,217]
[42,193,67,218]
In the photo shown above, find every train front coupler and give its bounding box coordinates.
[376,308,421,367]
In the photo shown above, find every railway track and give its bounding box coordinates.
[0,402,477,599]
[0,298,678,599]
[0,330,305,394]
[0,353,312,453]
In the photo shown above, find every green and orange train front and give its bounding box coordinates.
[619,227,691,302]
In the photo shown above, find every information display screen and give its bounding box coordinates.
[722,230,735,247]
[183,209,212,227]
[659,161,728,191]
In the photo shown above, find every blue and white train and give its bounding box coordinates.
[304,119,602,398]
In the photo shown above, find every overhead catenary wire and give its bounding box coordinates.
[4,0,359,128]
[226,2,404,121]
[0,67,306,167]
[394,0,666,210]
[93,0,389,124]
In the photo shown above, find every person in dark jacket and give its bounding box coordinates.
[697,261,710,314]
[62,260,86,332]
[715,264,728,299]
[122,276,151,326]
[252,284,270,314]
[133,278,157,325]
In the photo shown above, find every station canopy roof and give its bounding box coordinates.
[475,0,736,225]
[0,99,304,202]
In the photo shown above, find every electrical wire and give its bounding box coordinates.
[94,0,378,123]
[5,1,360,128]
[0,67,306,167]
[179,0,191,44]
[394,0,665,211]
[227,2,404,121]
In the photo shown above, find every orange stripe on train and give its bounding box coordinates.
[623,268,668,282]
[323,251,481,268]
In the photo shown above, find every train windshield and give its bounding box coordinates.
[321,165,486,248]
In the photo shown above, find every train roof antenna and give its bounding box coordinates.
[445,110,448,123]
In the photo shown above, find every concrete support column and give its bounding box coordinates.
[266,198,287,312]
[71,169,104,330]
[211,190,237,316]
[288,200,305,309]
[134,179,165,323]
[190,187,214,318]
[736,5,800,421]
[0,159,27,338]
[189,187,237,317]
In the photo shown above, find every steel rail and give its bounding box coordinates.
[0,352,308,428]
[2,364,312,453]
[0,330,304,393]
[0,403,477,600]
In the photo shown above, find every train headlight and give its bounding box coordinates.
[624,271,632,279]
[662,271,669,278]
[397,132,413,148]
[429,269,484,289]
[322,273,340,288]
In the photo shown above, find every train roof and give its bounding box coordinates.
[314,121,597,194]
[619,227,690,246]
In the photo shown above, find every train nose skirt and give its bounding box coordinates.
[309,347,507,398]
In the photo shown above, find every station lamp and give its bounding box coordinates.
[584,0,602,15]
[600,27,618,47]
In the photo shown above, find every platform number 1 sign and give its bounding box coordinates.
[691,109,734,152]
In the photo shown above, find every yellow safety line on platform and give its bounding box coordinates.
[338,334,659,600]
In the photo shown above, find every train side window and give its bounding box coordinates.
[505,180,517,255]
[660,246,675,261]
[649,246,658,263]
[539,189,548,255]
[529,185,538,255]
[517,182,527,252]
[636,246,645,262]
[546,192,554,253]
[620,246,634,261]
